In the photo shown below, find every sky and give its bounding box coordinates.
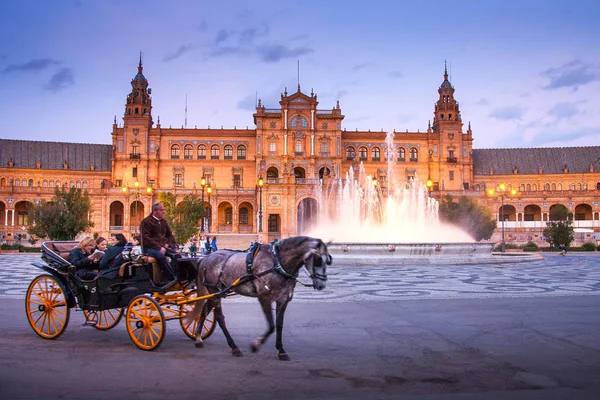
[1,0,599,149]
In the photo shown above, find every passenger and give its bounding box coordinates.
[99,233,127,271]
[140,202,178,282]
[69,237,98,280]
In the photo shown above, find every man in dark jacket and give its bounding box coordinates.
[140,203,178,281]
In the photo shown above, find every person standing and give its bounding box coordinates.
[205,236,212,255]
[211,236,218,253]
[140,203,178,281]
[190,239,197,257]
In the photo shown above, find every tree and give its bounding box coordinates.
[438,195,497,241]
[29,187,94,240]
[543,204,574,247]
[157,192,205,245]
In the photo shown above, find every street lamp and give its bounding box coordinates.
[122,181,153,233]
[257,177,264,233]
[206,185,212,233]
[426,179,433,194]
[487,183,518,252]
[200,176,206,232]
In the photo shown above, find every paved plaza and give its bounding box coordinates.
[2,252,600,301]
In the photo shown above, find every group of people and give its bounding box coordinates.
[189,235,217,257]
[69,202,215,283]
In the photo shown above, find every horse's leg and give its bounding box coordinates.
[250,297,275,353]
[275,299,291,361]
[193,298,209,348]
[212,299,243,357]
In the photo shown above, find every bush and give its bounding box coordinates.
[492,243,520,251]
[20,247,42,253]
[1,243,21,250]
[581,242,597,252]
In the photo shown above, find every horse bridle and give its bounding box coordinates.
[269,240,330,284]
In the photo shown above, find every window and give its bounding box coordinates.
[224,145,233,160]
[346,146,356,160]
[372,147,380,161]
[225,207,233,225]
[76,181,81,188]
[237,145,246,160]
[211,145,220,160]
[545,183,550,191]
[28,179,34,187]
[83,181,87,189]
[359,147,368,161]
[320,142,329,154]
[449,171,454,181]
[289,115,308,128]
[149,140,155,153]
[70,180,75,188]
[409,148,418,162]
[42,179,48,187]
[384,147,393,161]
[239,207,249,224]
[132,167,138,178]
[269,142,276,153]
[115,179,122,188]
[49,180,54,188]
[197,144,207,159]
[552,183,556,191]
[433,144,438,157]
[270,122,276,128]
[526,184,531,191]
[184,144,193,159]
[118,140,123,153]
[170,144,180,159]
[268,214,280,232]
[233,174,241,188]
[397,147,406,161]
[175,174,183,187]
[17,211,28,226]
[295,139,303,155]
[131,145,139,155]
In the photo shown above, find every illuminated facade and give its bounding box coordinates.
[1,61,599,246]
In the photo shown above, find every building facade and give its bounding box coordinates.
[1,61,599,246]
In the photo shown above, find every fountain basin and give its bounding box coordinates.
[328,242,543,265]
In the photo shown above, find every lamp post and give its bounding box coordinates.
[426,179,433,195]
[487,183,518,252]
[257,177,264,233]
[200,176,206,232]
[122,181,152,233]
[206,185,212,233]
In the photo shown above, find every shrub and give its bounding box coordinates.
[1,243,21,250]
[20,247,42,253]
[581,242,597,252]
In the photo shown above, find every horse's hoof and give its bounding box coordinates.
[278,353,291,361]
[232,348,243,357]
[250,341,260,353]
[194,341,204,348]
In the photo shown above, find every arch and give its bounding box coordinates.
[42,179,48,188]
[532,183,537,191]
[15,200,34,226]
[28,179,34,187]
[409,147,418,161]
[267,167,279,179]
[170,144,180,159]
[211,144,220,159]
[549,204,568,220]
[49,180,55,188]
[526,183,531,191]
[237,145,246,160]
[224,144,233,159]
[238,201,254,233]
[14,179,20,187]
[289,115,309,128]
[70,180,75,188]
[297,197,319,235]
[499,204,517,222]
[197,144,207,159]
[544,183,550,191]
[371,146,381,161]
[397,147,406,161]
[109,201,125,228]
[557,183,562,190]
[82,180,87,189]
[523,204,542,221]
[217,201,234,232]
[294,139,303,154]
[0,201,5,226]
[76,181,81,189]
[0,177,5,187]
[551,183,556,191]
[597,182,600,190]
[318,166,331,179]
[346,146,356,160]
[574,204,593,220]
[184,144,193,159]
[294,167,306,179]
[129,200,145,227]
[358,146,368,160]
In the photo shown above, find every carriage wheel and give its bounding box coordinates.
[126,295,166,351]
[25,274,71,339]
[179,294,216,340]
[83,308,124,330]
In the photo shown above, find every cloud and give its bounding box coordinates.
[163,44,193,62]
[209,46,247,57]
[547,102,580,120]
[215,29,232,44]
[3,58,61,74]
[256,43,313,63]
[351,63,369,71]
[530,126,598,146]
[388,71,402,78]
[237,93,258,111]
[335,90,348,99]
[541,60,600,90]
[489,106,525,121]
[475,98,489,106]
[44,68,74,92]
[197,20,207,32]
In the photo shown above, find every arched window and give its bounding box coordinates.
[197,144,207,159]
[532,184,537,191]
[184,144,193,159]
[239,207,249,225]
[384,147,393,161]
[320,141,329,154]
[558,183,562,190]
[171,144,180,159]
[520,184,525,192]
[372,147,380,161]
[224,145,233,160]
[49,180,54,188]
[409,147,418,161]
[70,180,75,188]
[76,181,81,188]
[583,183,588,190]
[267,167,279,179]
[42,179,48,187]
[269,142,276,153]
[577,183,582,190]
[295,139,303,154]
[552,183,556,191]
[225,207,233,225]
[237,145,246,160]
[526,184,531,191]
[359,147,368,160]
[289,115,309,128]
[14,179,20,187]
[28,179,34,187]
[544,183,550,191]
[211,145,220,160]
[346,146,356,160]
[82,181,87,189]
[0,177,5,187]
[397,147,406,161]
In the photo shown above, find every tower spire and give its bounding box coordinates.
[444,60,448,81]
[138,51,143,74]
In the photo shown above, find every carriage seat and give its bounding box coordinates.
[46,241,79,262]
[117,255,163,283]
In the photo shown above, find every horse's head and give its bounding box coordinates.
[304,239,332,291]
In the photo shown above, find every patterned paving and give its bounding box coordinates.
[2,253,600,302]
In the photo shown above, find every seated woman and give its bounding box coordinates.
[99,233,127,271]
[69,237,99,280]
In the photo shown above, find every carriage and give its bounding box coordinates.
[25,241,216,351]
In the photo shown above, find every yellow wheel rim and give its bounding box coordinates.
[179,293,216,340]
[83,308,124,330]
[25,275,70,339]
[126,296,165,351]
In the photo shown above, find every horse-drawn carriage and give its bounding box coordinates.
[25,241,215,350]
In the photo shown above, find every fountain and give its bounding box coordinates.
[305,132,541,264]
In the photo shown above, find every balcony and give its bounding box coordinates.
[447,157,458,163]
[267,178,283,184]
[129,153,141,160]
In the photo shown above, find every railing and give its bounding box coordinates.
[239,225,254,233]
[109,226,124,231]
[171,155,180,159]
[447,157,458,163]
[409,158,418,162]
[218,225,233,232]
[263,108,281,113]
[296,178,320,185]
[184,155,193,160]
[316,109,334,115]
[197,155,206,159]
[129,153,141,160]
[294,152,304,156]
[267,178,282,184]
[211,156,219,160]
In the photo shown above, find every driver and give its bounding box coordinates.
[140,202,178,282]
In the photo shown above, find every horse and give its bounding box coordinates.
[186,236,332,360]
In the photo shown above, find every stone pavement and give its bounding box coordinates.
[2,252,600,302]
